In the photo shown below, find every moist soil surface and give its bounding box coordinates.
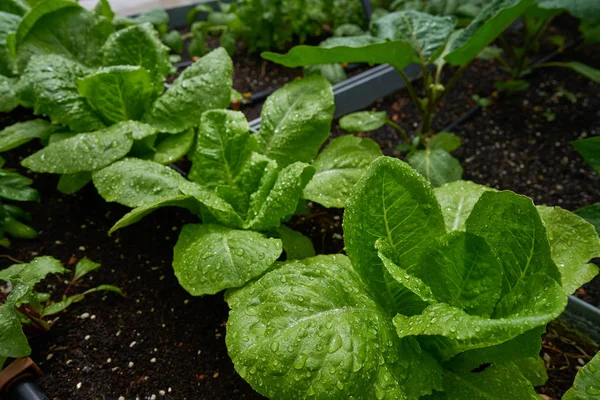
[2,23,600,400]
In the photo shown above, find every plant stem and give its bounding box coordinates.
[397,68,425,118]
[515,17,552,78]
[385,120,410,143]
[17,306,50,333]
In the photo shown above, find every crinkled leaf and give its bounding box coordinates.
[152,129,195,165]
[93,158,187,208]
[434,180,493,232]
[18,54,105,132]
[408,148,463,187]
[226,254,443,400]
[101,22,171,80]
[21,121,140,174]
[77,66,157,124]
[339,111,388,132]
[427,132,461,152]
[179,181,244,229]
[0,256,66,286]
[256,76,334,168]
[57,171,91,194]
[563,351,600,399]
[303,135,382,208]
[0,282,31,359]
[144,48,232,133]
[373,11,456,64]
[276,225,315,260]
[262,36,414,73]
[537,206,600,294]
[188,110,252,187]
[344,157,446,312]
[576,203,600,235]
[245,162,315,231]
[0,75,18,111]
[0,119,58,152]
[445,0,533,66]
[0,169,38,201]
[573,136,600,174]
[173,224,282,295]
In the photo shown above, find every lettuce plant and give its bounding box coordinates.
[563,350,600,399]
[262,0,535,186]
[90,76,381,296]
[0,256,122,368]
[225,156,600,399]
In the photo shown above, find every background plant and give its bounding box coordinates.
[0,256,122,368]
[573,135,600,235]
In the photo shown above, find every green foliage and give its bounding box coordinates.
[0,256,122,367]
[563,351,600,399]
[226,156,599,398]
[186,2,244,57]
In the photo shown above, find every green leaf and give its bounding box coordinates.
[188,110,252,187]
[573,136,600,174]
[576,203,600,235]
[0,0,29,16]
[14,1,114,72]
[303,135,382,208]
[434,180,493,232]
[445,0,534,66]
[0,282,31,359]
[0,119,58,152]
[0,11,20,76]
[511,356,548,387]
[303,63,347,85]
[427,132,461,152]
[256,76,334,168]
[94,0,114,21]
[73,257,101,281]
[333,23,365,37]
[173,224,282,295]
[0,75,18,112]
[152,129,195,165]
[77,66,157,124]
[144,48,233,133]
[179,181,244,229]
[538,0,600,26]
[465,191,561,296]
[343,157,446,312]
[0,256,66,286]
[188,22,206,57]
[339,111,388,132]
[101,22,170,81]
[275,225,315,260]
[226,254,443,400]
[21,121,140,174]
[543,62,600,83]
[563,351,600,399]
[537,206,600,294]
[186,4,213,24]
[245,162,315,231]
[18,54,105,132]
[0,169,38,201]
[57,171,92,194]
[93,158,187,208]
[373,11,456,64]
[162,30,183,53]
[262,36,415,73]
[408,148,463,187]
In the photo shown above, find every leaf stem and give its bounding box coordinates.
[385,120,410,143]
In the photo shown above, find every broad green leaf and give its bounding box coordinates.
[343,156,446,312]
[427,132,461,152]
[21,121,139,174]
[144,48,233,133]
[0,170,38,201]
[226,254,443,400]
[434,180,493,232]
[466,191,561,296]
[18,54,105,132]
[0,0,29,16]
[152,129,195,165]
[577,203,600,235]
[573,136,600,174]
[173,224,282,295]
[339,111,388,132]
[563,351,600,399]
[188,110,253,187]
[0,119,58,152]
[14,1,114,72]
[179,181,244,229]
[92,158,187,208]
[94,0,114,21]
[394,274,566,359]
[0,11,20,76]
[256,76,334,168]
[538,0,600,26]
[0,75,18,111]
[303,135,382,208]
[432,363,539,399]
[245,162,315,231]
[0,256,66,286]
[512,356,548,387]
[537,206,600,294]
[262,36,414,73]
[373,11,456,63]
[303,63,347,85]
[162,30,183,53]
[445,0,534,66]
[101,22,171,80]
[77,66,157,124]
[276,225,315,260]
[73,257,100,281]
[408,148,463,187]
[0,283,31,359]
[542,62,600,83]
[57,171,91,194]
